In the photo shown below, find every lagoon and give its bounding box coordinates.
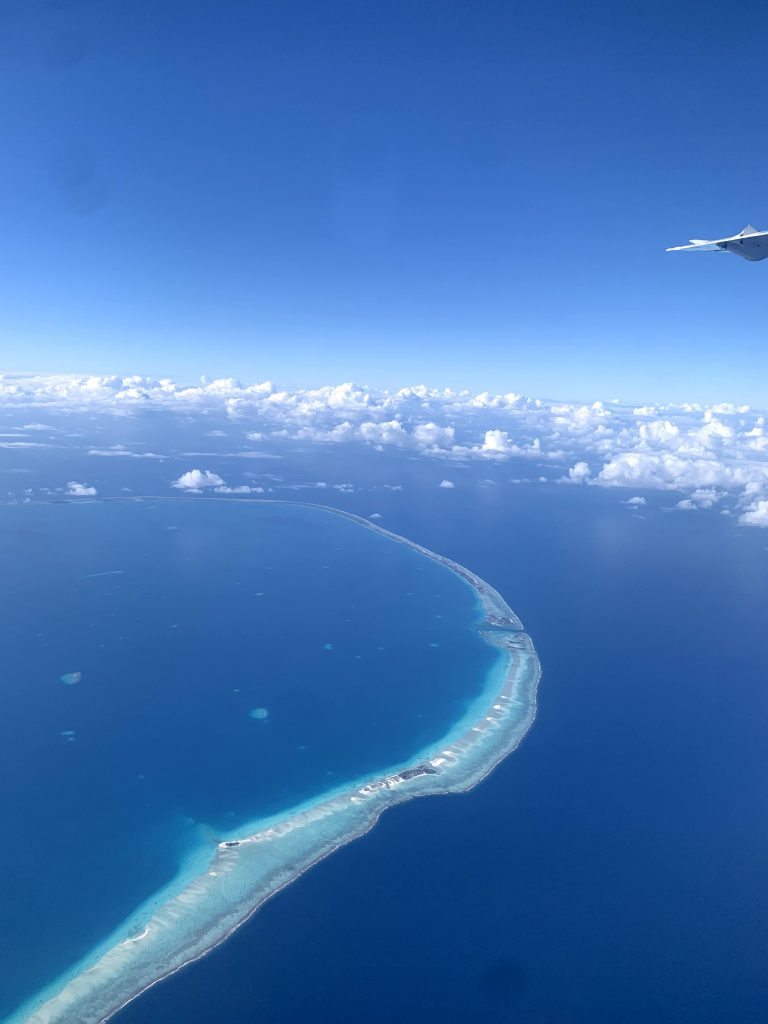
[0,499,538,1023]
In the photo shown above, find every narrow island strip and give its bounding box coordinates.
[11,503,541,1024]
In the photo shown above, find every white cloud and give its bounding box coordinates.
[214,485,260,494]
[567,461,591,483]
[481,429,514,453]
[638,419,680,447]
[438,479,455,489]
[358,419,411,446]
[66,481,97,497]
[710,402,749,415]
[675,488,724,510]
[172,469,225,492]
[412,422,455,449]
[480,429,540,457]
[740,500,768,527]
[88,447,164,459]
[596,452,767,492]
[4,372,768,528]
[623,496,646,506]
[0,441,55,449]
[179,450,281,460]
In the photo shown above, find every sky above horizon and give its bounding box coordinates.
[1,0,767,406]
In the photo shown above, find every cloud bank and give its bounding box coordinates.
[3,373,768,525]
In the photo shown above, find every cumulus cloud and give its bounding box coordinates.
[596,452,766,492]
[623,496,646,506]
[358,419,411,446]
[675,488,724,511]
[438,479,455,489]
[5,372,768,527]
[66,481,97,496]
[412,422,456,449]
[566,461,592,483]
[480,429,533,455]
[172,469,225,492]
[482,429,514,453]
[740,500,768,527]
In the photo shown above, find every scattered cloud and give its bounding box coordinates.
[3,372,768,526]
[438,479,455,489]
[0,441,56,449]
[279,481,355,493]
[66,481,97,497]
[675,488,724,511]
[88,446,164,459]
[179,450,281,459]
[623,496,646,506]
[214,484,261,494]
[740,500,768,527]
[172,469,225,492]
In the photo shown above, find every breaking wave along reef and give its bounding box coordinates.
[9,502,541,1024]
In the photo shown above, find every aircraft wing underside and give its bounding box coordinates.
[666,224,768,262]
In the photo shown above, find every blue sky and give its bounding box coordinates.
[1,0,767,404]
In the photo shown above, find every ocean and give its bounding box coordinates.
[0,498,501,1020]
[2,435,766,1023]
[112,478,768,1024]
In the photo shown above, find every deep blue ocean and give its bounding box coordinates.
[0,497,496,1019]
[110,472,767,1024]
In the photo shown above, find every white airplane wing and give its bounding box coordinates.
[666,239,724,253]
[667,224,768,262]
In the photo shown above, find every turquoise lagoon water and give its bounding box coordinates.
[0,499,535,1022]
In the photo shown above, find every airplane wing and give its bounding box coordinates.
[667,225,768,262]
[666,240,724,253]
